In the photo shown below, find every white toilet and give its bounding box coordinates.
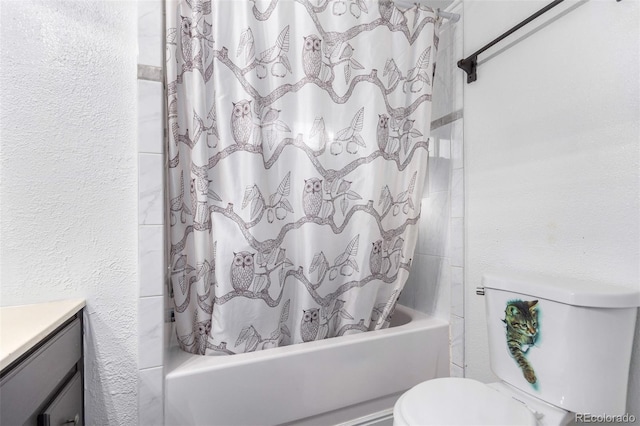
[394,272,640,426]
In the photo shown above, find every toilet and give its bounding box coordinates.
[394,272,640,426]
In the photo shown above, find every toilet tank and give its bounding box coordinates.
[482,272,640,416]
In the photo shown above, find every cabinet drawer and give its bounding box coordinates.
[38,371,83,426]
[0,318,81,426]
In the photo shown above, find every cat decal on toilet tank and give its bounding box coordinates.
[503,300,539,388]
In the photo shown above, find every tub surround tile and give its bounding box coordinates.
[139,225,165,297]
[432,18,458,120]
[450,15,463,113]
[165,321,175,350]
[428,134,451,194]
[450,120,464,170]
[451,168,464,218]
[412,255,442,315]
[450,314,464,367]
[417,193,450,257]
[139,366,164,426]
[419,257,450,320]
[139,296,164,369]
[451,267,464,318]
[401,255,450,319]
[138,0,163,68]
[398,273,417,310]
[138,153,164,225]
[450,363,464,378]
[430,124,454,152]
[137,1,166,420]
[138,80,164,153]
[450,218,464,267]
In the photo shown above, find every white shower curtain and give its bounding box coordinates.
[166,0,439,355]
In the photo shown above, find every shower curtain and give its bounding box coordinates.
[166,0,439,355]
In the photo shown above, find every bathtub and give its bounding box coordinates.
[165,304,449,426]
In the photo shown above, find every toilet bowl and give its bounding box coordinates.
[393,378,573,426]
[392,273,640,426]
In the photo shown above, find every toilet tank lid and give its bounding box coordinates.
[482,272,640,308]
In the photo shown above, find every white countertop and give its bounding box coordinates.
[0,299,85,371]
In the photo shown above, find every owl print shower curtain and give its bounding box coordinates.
[166,0,440,355]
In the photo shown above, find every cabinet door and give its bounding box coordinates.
[0,319,81,426]
[37,372,83,426]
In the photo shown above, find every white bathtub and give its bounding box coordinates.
[165,305,449,426]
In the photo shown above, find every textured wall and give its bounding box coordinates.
[463,0,639,418]
[0,1,138,424]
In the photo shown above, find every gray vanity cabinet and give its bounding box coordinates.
[0,312,83,426]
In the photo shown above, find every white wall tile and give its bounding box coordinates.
[450,362,464,378]
[138,0,163,67]
[423,257,450,320]
[400,254,429,312]
[139,225,165,297]
[452,47,463,111]
[450,314,464,367]
[139,296,164,369]
[139,153,164,225]
[402,254,450,319]
[139,366,164,426]
[451,266,464,317]
[428,131,451,194]
[432,7,463,121]
[417,193,450,257]
[450,217,464,267]
[398,273,417,310]
[138,80,164,154]
[413,255,442,315]
[450,119,464,170]
[451,168,464,218]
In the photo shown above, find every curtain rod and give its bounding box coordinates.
[457,0,580,83]
[391,1,461,22]
[457,0,565,83]
[436,9,460,23]
[457,0,621,83]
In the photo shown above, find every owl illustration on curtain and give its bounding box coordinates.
[195,319,212,355]
[230,251,255,291]
[180,15,194,64]
[300,308,320,342]
[377,114,389,153]
[231,100,253,145]
[302,35,322,79]
[369,240,383,274]
[302,178,323,217]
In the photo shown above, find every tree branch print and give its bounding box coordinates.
[165,0,439,355]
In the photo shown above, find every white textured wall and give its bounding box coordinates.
[0,1,138,424]
[464,0,639,418]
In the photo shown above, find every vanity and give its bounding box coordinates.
[0,299,85,426]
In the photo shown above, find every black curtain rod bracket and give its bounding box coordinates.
[457,55,478,84]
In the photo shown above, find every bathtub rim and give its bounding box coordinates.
[166,304,448,377]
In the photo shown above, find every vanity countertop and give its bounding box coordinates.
[0,299,85,371]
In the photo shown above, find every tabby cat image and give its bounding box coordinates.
[503,299,539,384]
